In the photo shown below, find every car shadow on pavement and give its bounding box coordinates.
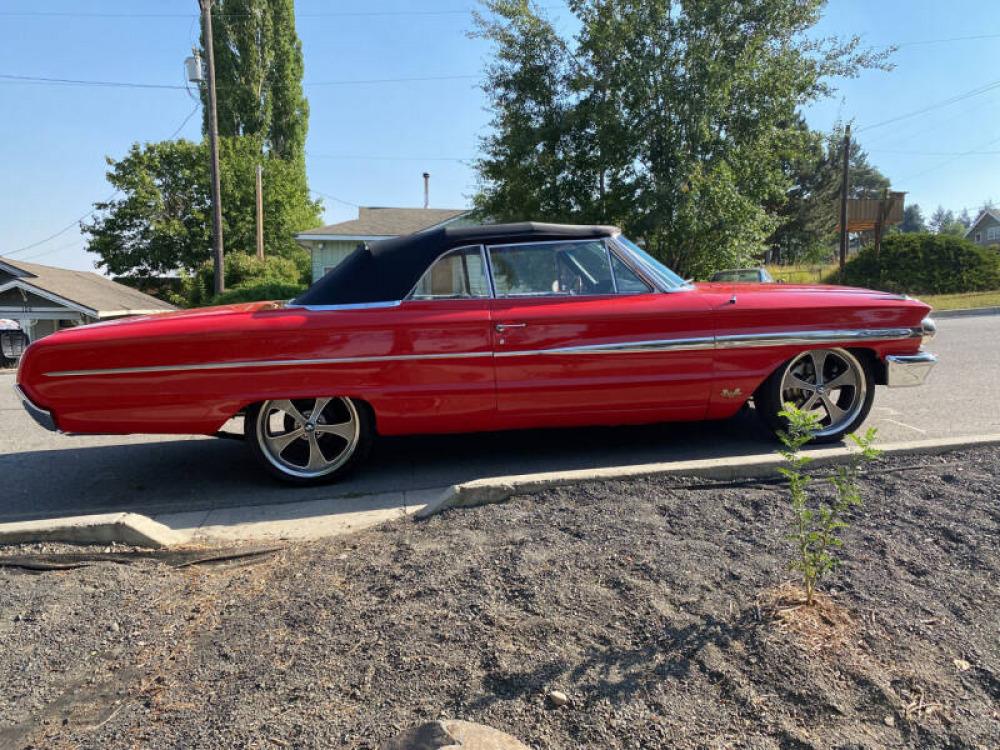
[0,409,777,524]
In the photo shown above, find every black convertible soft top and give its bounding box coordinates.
[292,222,618,306]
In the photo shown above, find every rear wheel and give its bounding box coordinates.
[246,397,373,485]
[755,348,875,443]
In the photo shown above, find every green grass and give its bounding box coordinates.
[918,290,1000,311]
[765,264,1000,310]
[765,264,837,284]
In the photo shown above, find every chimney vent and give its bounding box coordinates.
[422,172,430,209]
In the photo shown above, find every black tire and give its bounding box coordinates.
[755,348,876,444]
[246,397,375,486]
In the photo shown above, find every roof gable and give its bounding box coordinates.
[297,207,471,240]
[0,256,175,317]
[965,208,1000,237]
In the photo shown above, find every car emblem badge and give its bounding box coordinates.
[721,387,743,399]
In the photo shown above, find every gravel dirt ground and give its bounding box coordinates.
[1,447,998,750]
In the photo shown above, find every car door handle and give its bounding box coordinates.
[495,323,527,333]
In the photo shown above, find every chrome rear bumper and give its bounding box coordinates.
[885,351,937,388]
[13,384,58,432]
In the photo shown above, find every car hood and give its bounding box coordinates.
[693,282,906,299]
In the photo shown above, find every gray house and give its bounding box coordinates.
[295,207,474,283]
[0,256,175,342]
[965,208,1000,248]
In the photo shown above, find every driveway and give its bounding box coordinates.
[1,315,997,524]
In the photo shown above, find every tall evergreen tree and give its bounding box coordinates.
[929,205,955,234]
[198,0,320,258]
[899,204,926,233]
[201,0,309,161]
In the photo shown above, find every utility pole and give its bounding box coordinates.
[838,124,851,276]
[199,0,225,294]
[255,164,264,260]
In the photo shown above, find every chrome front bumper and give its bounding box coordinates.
[13,384,58,432]
[885,351,937,388]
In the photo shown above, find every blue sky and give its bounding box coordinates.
[1,0,997,272]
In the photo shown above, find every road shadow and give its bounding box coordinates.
[0,409,778,524]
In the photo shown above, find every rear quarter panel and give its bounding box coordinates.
[696,284,931,419]
[18,300,495,435]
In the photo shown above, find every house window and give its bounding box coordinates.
[976,233,982,242]
[987,227,1000,241]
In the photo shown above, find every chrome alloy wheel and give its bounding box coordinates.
[255,397,360,479]
[779,348,868,438]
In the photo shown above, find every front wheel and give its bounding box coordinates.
[246,397,374,485]
[755,348,875,443]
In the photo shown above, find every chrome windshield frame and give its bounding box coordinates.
[607,232,693,294]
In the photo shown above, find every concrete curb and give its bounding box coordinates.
[415,433,1000,519]
[0,512,181,548]
[934,306,1000,319]
[6,434,1000,547]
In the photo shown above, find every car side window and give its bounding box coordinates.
[409,246,490,300]
[610,253,653,293]
[490,240,621,297]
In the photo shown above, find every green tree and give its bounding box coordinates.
[85,0,321,286]
[929,205,955,234]
[199,0,320,264]
[202,0,308,162]
[83,140,211,277]
[83,138,315,281]
[473,0,891,278]
[899,203,926,233]
[177,252,306,307]
[767,124,891,263]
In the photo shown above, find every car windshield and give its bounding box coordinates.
[613,235,690,290]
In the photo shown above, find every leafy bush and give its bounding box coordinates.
[174,253,308,307]
[838,233,1000,294]
[777,406,880,606]
[210,281,306,306]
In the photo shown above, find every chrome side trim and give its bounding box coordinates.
[42,327,922,378]
[494,337,716,357]
[885,351,937,387]
[13,384,58,432]
[716,327,919,348]
[285,300,403,312]
[45,351,490,378]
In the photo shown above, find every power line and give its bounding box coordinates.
[856,78,1000,133]
[3,104,204,259]
[870,148,1000,156]
[897,32,1000,47]
[0,72,478,90]
[168,103,202,140]
[2,194,116,258]
[896,134,1000,183]
[309,189,360,209]
[0,7,557,19]
[307,152,472,162]
[308,74,477,86]
[12,239,88,264]
[0,73,185,90]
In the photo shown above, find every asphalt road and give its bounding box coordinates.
[1,315,997,523]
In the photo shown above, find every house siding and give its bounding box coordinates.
[969,213,1000,248]
[307,240,363,282]
[302,217,480,283]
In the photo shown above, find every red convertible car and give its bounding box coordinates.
[15,223,936,485]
